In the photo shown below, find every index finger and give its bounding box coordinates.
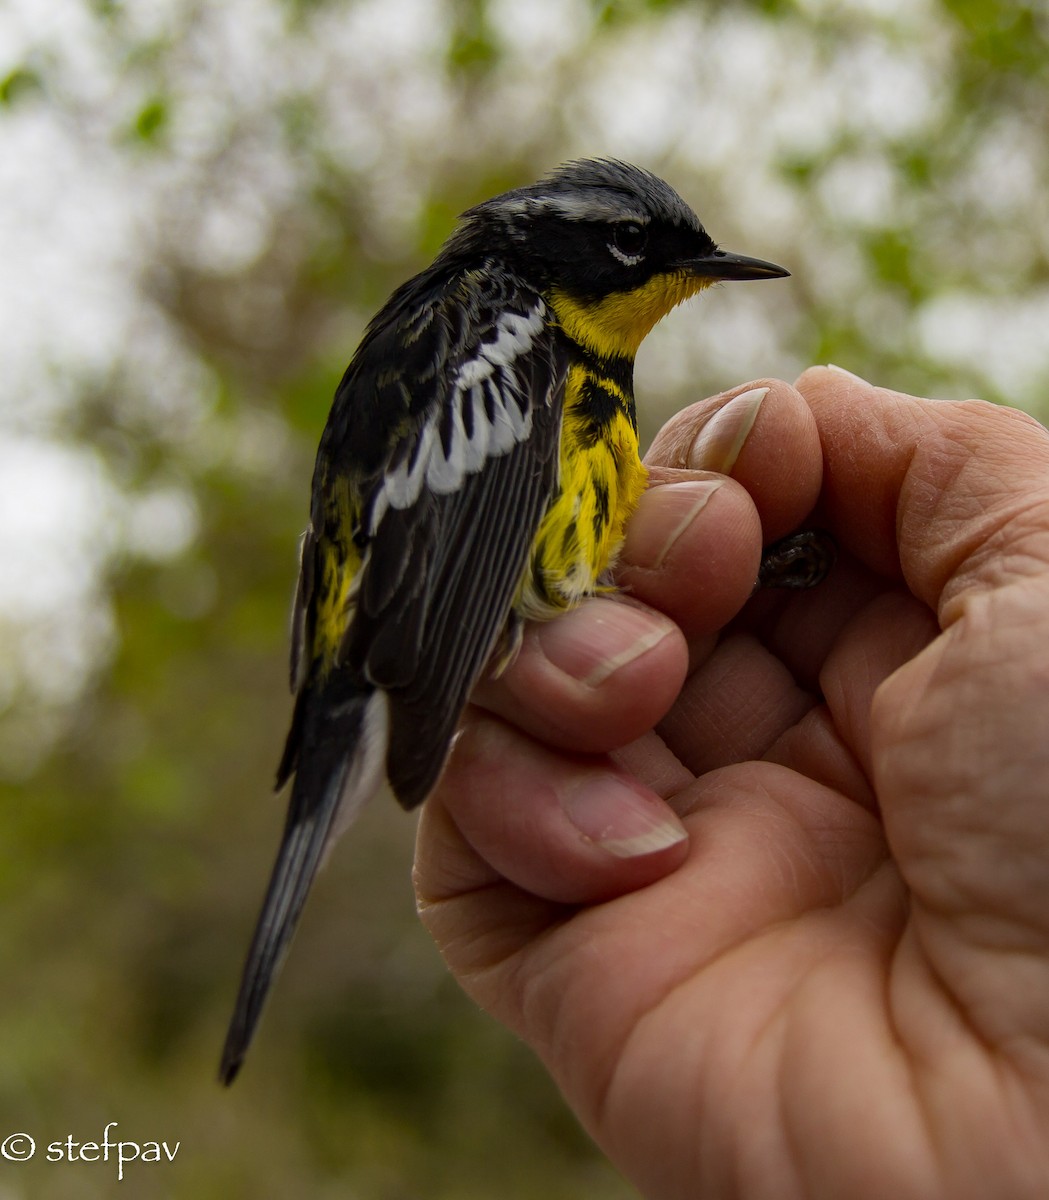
[643,377,824,542]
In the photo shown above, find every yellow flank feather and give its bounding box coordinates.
[312,476,363,675]
[549,270,711,359]
[314,547,360,674]
[516,363,648,621]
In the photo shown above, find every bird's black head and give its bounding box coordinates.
[450,158,788,357]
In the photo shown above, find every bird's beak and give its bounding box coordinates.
[680,249,790,281]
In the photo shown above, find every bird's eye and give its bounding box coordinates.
[609,222,647,265]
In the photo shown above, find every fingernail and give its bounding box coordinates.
[689,386,768,473]
[622,479,722,571]
[536,598,673,687]
[562,773,688,858]
[825,363,869,383]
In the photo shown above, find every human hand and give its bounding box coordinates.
[414,367,1049,1199]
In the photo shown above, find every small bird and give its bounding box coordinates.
[220,158,791,1083]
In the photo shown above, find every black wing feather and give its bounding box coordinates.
[304,266,566,810]
[382,399,561,806]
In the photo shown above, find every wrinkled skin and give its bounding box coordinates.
[415,366,1049,1200]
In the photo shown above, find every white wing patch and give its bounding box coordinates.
[367,301,546,533]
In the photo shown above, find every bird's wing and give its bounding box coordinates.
[285,267,567,809]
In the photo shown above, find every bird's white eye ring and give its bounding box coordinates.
[609,221,647,266]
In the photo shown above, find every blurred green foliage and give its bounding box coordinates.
[1,0,1047,1195]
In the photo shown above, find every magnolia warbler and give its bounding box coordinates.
[220,158,800,1082]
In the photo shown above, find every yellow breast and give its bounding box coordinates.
[515,362,647,622]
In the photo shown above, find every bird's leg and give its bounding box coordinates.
[755,529,836,592]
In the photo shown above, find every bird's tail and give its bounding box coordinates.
[219,677,389,1085]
